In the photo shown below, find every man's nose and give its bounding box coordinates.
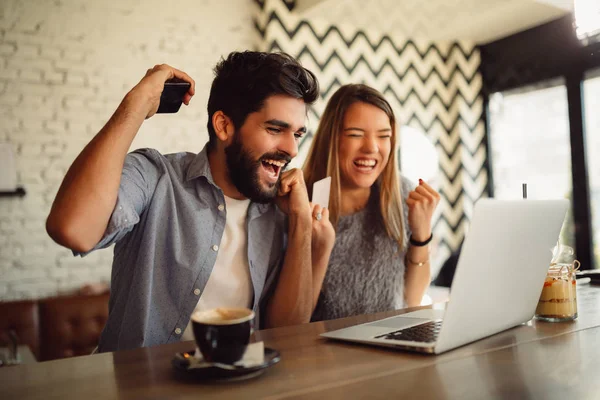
[279,132,299,159]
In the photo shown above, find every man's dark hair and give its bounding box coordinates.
[206,51,320,147]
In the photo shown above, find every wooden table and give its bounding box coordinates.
[1,284,599,399]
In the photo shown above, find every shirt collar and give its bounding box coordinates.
[185,144,214,184]
[186,144,272,215]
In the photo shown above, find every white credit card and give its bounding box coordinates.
[312,176,331,209]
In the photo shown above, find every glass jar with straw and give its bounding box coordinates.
[535,244,580,322]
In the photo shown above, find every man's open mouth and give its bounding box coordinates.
[260,158,287,184]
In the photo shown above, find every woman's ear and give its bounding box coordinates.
[212,111,235,143]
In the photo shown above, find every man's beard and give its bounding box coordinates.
[225,134,290,204]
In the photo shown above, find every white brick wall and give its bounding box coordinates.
[0,0,257,300]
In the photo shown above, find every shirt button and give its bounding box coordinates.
[175,328,182,335]
[124,218,128,223]
[218,204,224,211]
[119,206,122,210]
[194,288,200,296]
[212,245,219,251]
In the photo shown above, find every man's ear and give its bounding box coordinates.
[212,111,235,143]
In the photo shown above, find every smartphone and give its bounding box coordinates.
[156,77,191,113]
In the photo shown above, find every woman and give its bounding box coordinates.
[305,84,440,321]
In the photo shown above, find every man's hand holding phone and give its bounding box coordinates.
[128,64,195,119]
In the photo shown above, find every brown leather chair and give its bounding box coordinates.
[39,293,109,361]
[0,300,40,359]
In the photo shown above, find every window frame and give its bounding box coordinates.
[480,14,600,269]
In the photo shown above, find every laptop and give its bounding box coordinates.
[320,199,569,354]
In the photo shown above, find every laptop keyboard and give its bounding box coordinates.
[375,320,443,343]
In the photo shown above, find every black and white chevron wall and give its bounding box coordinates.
[253,0,487,268]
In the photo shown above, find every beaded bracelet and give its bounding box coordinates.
[407,257,429,267]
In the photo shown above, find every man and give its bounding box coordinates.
[46,51,326,352]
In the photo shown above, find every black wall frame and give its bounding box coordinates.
[480,14,600,270]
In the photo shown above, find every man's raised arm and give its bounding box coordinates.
[46,65,195,253]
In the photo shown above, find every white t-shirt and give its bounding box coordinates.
[182,195,253,341]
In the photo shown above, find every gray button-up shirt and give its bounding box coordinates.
[78,146,286,353]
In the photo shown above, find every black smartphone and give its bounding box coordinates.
[156,77,191,114]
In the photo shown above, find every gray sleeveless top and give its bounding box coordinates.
[311,177,414,322]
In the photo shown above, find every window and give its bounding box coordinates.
[575,0,600,42]
[399,125,439,187]
[584,72,600,268]
[488,82,575,249]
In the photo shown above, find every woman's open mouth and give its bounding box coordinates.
[353,158,378,173]
[260,158,286,184]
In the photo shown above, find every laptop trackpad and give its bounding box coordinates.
[367,317,431,330]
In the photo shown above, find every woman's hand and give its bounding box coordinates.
[405,179,440,241]
[309,202,335,309]
[310,203,335,258]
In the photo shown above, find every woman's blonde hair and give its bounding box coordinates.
[303,84,406,250]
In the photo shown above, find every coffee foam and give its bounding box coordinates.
[191,308,254,325]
